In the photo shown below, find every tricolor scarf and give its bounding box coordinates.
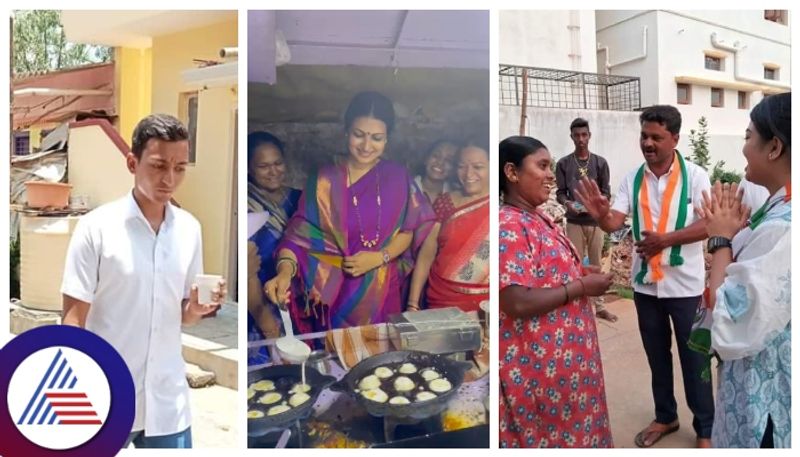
[749,183,792,230]
[632,151,689,284]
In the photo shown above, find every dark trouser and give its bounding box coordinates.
[634,292,715,439]
[761,415,774,448]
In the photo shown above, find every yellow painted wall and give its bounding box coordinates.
[29,127,42,152]
[68,124,133,208]
[151,18,238,277]
[116,47,152,145]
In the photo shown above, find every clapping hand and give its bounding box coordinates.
[696,181,749,240]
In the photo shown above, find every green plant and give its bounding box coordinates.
[12,10,112,75]
[688,117,742,184]
[10,238,20,299]
[689,117,711,170]
[710,160,742,184]
[602,233,612,257]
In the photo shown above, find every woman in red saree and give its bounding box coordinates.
[409,143,489,312]
[264,92,435,332]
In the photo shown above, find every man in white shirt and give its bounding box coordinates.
[575,105,714,448]
[61,114,225,449]
[738,177,770,213]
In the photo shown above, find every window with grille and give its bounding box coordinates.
[13,132,30,155]
[764,67,778,80]
[677,83,691,105]
[711,88,724,108]
[738,91,749,110]
[704,55,723,71]
[764,10,788,25]
[179,92,199,164]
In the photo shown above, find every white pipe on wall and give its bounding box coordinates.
[596,26,648,73]
[710,32,790,91]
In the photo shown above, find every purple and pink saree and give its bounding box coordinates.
[278,160,434,332]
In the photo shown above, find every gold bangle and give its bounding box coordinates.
[276,257,298,278]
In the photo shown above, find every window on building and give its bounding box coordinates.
[677,83,691,105]
[764,10,788,25]
[738,91,750,110]
[711,88,724,108]
[13,132,30,155]
[764,67,779,80]
[179,92,199,164]
[704,55,723,71]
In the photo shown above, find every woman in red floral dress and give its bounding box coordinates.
[498,136,614,448]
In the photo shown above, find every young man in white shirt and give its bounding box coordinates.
[575,105,714,448]
[61,114,226,448]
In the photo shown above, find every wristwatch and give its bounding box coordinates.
[707,236,732,254]
[381,249,391,265]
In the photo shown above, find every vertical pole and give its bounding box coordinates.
[581,73,587,109]
[10,15,14,158]
[519,68,528,136]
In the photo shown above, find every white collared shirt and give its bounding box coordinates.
[611,157,711,298]
[61,191,203,436]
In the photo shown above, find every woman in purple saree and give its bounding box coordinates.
[264,92,435,332]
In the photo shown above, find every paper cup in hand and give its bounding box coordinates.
[195,274,223,305]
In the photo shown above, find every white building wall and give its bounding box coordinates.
[500,10,597,72]
[674,10,790,43]
[500,105,642,193]
[596,10,660,106]
[596,9,790,173]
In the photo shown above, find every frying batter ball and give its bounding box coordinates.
[362,388,389,403]
[389,396,411,405]
[290,383,311,394]
[247,389,256,400]
[267,405,291,416]
[251,380,275,391]
[429,378,452,393]
[394,376,415,392]
[398,363,418,374]
[358,374,381,390]
[415,391,438,402]
[248,410,264,419]
[374,366,394,379]
[420,368,440,381]
[258,392,282,405]
[289,392,311,407]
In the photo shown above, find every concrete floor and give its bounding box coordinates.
[597,298,716,448]
[181,302,238,389]
[189,384,239,448]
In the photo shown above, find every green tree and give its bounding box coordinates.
[689,116,711,170]
[12,10,112,75]
[710,160,742,184]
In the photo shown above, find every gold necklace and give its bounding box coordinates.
[573,153,590,178]
[348,166,382,248]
